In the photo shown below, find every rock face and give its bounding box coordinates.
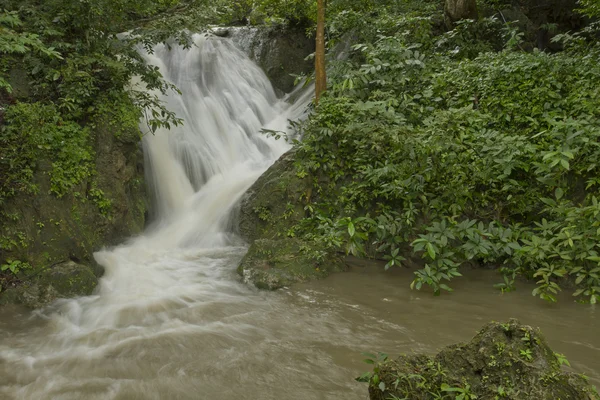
[237,150,346,290]
[366,320,598,400]
[0,261,97,308]
[225,26,315,94]
[445,0,478,24]
[0,114,146,308]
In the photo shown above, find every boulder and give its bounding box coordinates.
[237,150,346,289]
[365,319,598,400]
[0,261,97,309]
[238,238,345,290]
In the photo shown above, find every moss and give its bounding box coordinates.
[237,150,348,289]
[0,261,97,308]
[238,149,309,243]
[0,95,146,308]
[238,238,346,290]
[366,320,598,400]
[36,261,97,297]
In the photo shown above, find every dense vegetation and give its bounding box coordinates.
[257,0,600,303]
[0,0,217,204]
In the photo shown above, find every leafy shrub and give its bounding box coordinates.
[291,7,600,303]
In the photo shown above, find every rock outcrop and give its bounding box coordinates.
[0,107,146,308]
[365,320,598,400]
[225,26,315,94]
[237,150,346,290]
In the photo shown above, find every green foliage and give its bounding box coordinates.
[0,258,31,292]
[220,0,316,26]
[0,0,220,209]
[289,4,600,303]
[0,102,93,201]
[217,0,440,29]
[578,0,600,17]
[0,259,31,274]
[0,11,62,93]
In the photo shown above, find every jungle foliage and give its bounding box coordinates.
[276,1,600,303]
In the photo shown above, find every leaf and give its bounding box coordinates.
[348,222,356,237]
[378,382,386,392]
[426,243,436,260]
[555,187,564,201]
[439,284,454,292]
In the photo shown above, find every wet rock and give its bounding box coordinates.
[237,150,346,289]
[228,26,315,93]
[238,150,306,243]
[238,238,346,290]
[366,319,598,400]
[0,261,97,309]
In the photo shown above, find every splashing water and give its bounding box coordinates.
[0,34,313,398]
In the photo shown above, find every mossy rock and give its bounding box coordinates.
[0,261,97,309]
[0,97,146,308]
[238,149,309,243]
[367,319,598,400]
[237,150,347,289]
[237,238,346,290]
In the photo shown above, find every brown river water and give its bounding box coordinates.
[1,256,598,400]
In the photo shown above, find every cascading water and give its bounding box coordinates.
[2,33,599,400]
[0,34,315,399]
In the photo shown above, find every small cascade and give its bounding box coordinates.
[0,33,312,398]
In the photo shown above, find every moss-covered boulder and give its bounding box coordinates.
[0,261,97,308]
[238,150,307,242]
[237,150,346,289]
[238,238,345,290]
[365,319,598,400]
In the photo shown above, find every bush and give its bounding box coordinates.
[291,7,600,303]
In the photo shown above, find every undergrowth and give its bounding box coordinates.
[289,5,600,303]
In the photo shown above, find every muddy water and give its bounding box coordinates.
[1,257,598,400]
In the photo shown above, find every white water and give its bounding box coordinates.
[0,34,314,398]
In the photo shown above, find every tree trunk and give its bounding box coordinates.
[444,0,478,25]
[315,0,326,104]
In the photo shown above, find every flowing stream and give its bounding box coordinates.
[0,34,599,400]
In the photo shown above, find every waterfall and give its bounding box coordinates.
[141,34,306,245]
[0,33,312,397]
